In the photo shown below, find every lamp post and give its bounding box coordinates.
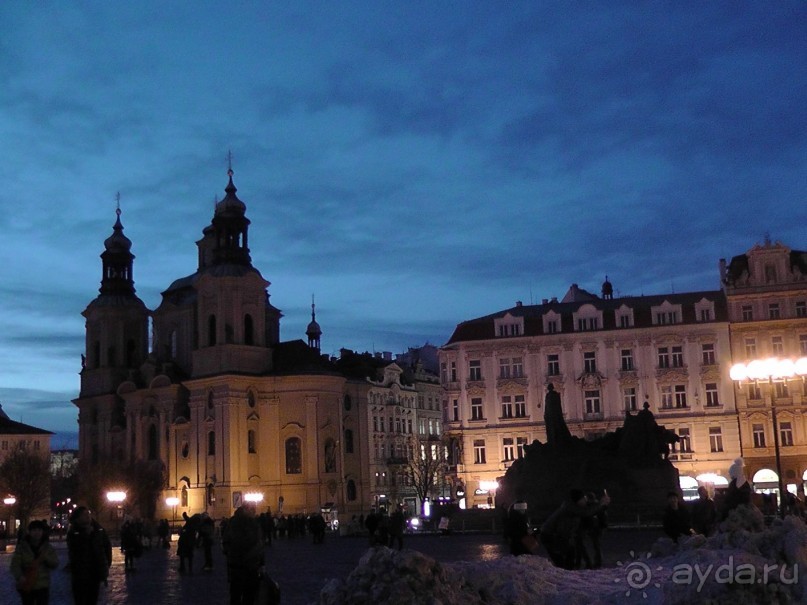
[105,491,126,537]
[165,497,179,530]
[731,356,807,519]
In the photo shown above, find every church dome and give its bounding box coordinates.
[104,208,132,253]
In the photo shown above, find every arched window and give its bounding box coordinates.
[208,315,217,346]
[247,392,256,408]
[324,438,336,473]
[181,485,188,507]
[343,394,352,411]
[344,429,354,454]
[285,437,302,474]
[126,339,137,368]
[148,424,158,460]
[244,314,254,345]
[248,429,256,454]
[346,479,357,501]
[207,431,216,456]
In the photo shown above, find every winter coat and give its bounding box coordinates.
[67,521,112,583]
[224,509,264,571]
[10,536,59,592]
[541,500,604,546]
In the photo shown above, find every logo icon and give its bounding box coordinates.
[615,550,662,598]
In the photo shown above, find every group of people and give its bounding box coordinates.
[363,506,408,549]
[506,488,611,570]
[10,506,112,605]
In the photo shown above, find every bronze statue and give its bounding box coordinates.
[544,384,572,447]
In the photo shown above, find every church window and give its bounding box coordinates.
[148,424,158,460]
[207,431,215,456]
[247,430,256,454]
[208,315,217,346]
[244,314,254,345]
[181,485,188,507]
[285,437,302,474]
[346,479,357,501]
[344,429,354,454]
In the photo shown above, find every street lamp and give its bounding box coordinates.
[731,356,807,518]
[106,491,126,536]
[165,497,179,529]
[243,492,264,505]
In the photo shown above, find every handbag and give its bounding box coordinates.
[258,573,281,605]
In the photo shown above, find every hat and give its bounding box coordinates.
[28,520,48,532]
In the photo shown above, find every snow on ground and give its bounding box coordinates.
[317,508,807,605]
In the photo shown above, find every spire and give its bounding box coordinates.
[210,153,251,266]
[307,294,322,351]
[100,193,136,296]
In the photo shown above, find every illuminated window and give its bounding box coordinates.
[583,351,597,373]
[501,396,513,419]
[502,438,515,461]
[469,360,482,381]
[768,303,780,319]
[285,437,302,474]
[741,305,753,321]
[623,387,637,412]
[709,427,723,453]
[705,383,720,407]
[771,336,784,356]
[547,354,560,376]
[701,343,716,365]
[674,384,688,408]
[752,424,766,448]
[621,349,634,371]
[514,395,526,418]
[678,428,692,453]
[780,422,794,447]
[473,440,486,464]
[584,390,601,415]
[471,398,484,421]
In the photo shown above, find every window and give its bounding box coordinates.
[440,362,447,383]
[516,437,528,459]
[678,428,692,453]
[547,354,560,376]
[797,301,807,318]
[499,358,511,379]
[244,314,254,345]
[247,429,256,454]
[503,438,515,461]
[709,427,724,453]
[389,417,393,432]
[747,383,762,400]
[661,386,673,409]
[765,264,777,283]
[671,346,684,368]
[347,480,357,501]
[207,431,215,455]
[577,317,598,331]
[705,383,720,407]
[741,305,753,321]
[583,351,597,374]
[658,347,670,369]
[780,422,794,447]
[208,314,217,346]
[344,429,354,454]
[700,309,712,321]
[745,338,757,359]
[547,320,558,333]
[450,362,457,382]
[469,360,482,381]
[452,398,459,422]
[772,336,784,356]
[501,395,513,418]
[148,424,158,460]
[674,384,687,408]
[619,314,632,328]
[285,437,302,474]
[655,311,678,325]
[774,382,789,398]
[471,397,484,421]
[701,343,716,365]
[473,440,486,464]
[801,334,807,355]
[514,395,526,418]
[769,303,780,319]
[753,424,766,448]
[181,485,189,507]
[584,390,601,415]
[623,387,637,412]
[512,357,523,378]
[620,349,634,371]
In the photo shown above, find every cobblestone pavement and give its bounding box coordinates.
[1,528,662,604]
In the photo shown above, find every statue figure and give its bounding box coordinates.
[544,384,572,447]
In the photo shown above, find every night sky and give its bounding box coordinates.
[1,2,805,438]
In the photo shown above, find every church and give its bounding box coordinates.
[73,168,409,522]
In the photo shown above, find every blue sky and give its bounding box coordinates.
[0,2,805,438]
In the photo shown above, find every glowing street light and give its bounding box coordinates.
[243,492,264,504]
[165,497,179,527]
[730,357,807,519]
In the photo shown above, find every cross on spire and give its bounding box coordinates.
[115,192,121,217]
[226,150,234,176]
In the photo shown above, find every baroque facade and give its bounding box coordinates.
[723,240,807,496]
[72,170,440,522]
[440,282,740,507]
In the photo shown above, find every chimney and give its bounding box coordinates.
[542,298,548,304]
[516,301,523,307]
[383,351,392,361]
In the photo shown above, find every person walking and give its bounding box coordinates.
[176,513,199,575]
[66,507,112,605]
[691,486,718,536]
[10,520,59,605]
[223,503,265,605]
[120,519,141,571]
[199,513,215,571]
[388,506,406,550]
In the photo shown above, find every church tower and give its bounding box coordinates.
[75,200,149,462]
[307,296,322,351]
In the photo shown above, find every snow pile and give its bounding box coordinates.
[317,509,807,605]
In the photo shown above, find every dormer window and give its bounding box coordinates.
[543,310,561,334]
[616,305,634,328]
[651,301,682,326]
[573,304,603,332]
[695,298,715,322]
[495,313,524,338]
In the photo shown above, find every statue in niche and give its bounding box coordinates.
[324,438,337,473]
[543,383,572,447]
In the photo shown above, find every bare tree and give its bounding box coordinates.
[0,447,51,527]
[405,435,449,508]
